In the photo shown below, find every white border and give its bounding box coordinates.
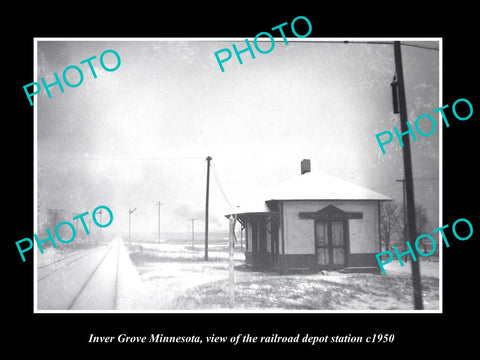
[438,38,443,313]
[33,37,443,314]
[33,37,39,312]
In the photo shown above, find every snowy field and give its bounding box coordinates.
[126,239,440,311]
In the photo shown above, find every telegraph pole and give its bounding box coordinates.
[396,178,407,248]
[97,208,103,243]
[240,226,243,251]
[156,201,163,243]
[75,217,79,248]
[393,41,423,310]
[128,208,137,245]
[48,208,62,228]
[236,205,243,250]
[88,219,92,245]
[189,218,197,248]
[205,156,212,261]
[47,208,62,245]
[228,216,235,308]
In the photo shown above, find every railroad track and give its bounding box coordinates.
[36,238,122,310]
[37,245,109,281]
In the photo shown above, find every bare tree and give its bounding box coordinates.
[380,201,401,251]
[396,203,431,254]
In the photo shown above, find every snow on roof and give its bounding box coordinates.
[226,195,276,216]
[263,171,392,201]
[227,171,391,216]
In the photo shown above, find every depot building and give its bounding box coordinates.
[226,160,392,273]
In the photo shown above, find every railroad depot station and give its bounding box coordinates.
[226,160,392,273]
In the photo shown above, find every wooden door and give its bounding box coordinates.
[315,220,346,268]
[330,221,345,266]
[315,220,329,266]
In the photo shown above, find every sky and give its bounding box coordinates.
[35,39,440,238]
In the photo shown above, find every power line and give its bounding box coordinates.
[399,42,439,51]
[372,177,439,191]
[210,162,235,212]
[280,40,439,51]
[58,156,205,161]
[346,40,439,51]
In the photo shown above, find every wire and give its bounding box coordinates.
[287,40,439,51]
[210,162,236,212]
[400,42,439,51]
[58,156,205,161]
[373,178,439,191]
[346,40,439,51]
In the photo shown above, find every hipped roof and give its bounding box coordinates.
[228,171,392,216]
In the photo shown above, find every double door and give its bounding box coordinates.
[315,220,347,269]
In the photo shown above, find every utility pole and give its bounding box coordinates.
[48,208,62,228]
[128,208,137,245]
[88,218,92,245]
[396,178,407,250]
[393,41,423,310]
[156,201,163,243]
[97,208,103,243]
[47,208,62,245]
[237,205,243,250]
[205,156,212,261]
[240,226,243,251]
[189,219,197,248]
[228,215,235,308]
[75,217,79,248]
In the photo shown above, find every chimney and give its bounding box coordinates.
[301,159,311,175]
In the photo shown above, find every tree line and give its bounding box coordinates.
[380,201,435,258]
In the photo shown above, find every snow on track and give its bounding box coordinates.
[36,237,148,311]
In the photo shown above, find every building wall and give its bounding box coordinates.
[282,200,380,255]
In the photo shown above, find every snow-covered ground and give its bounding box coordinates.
[125,241,440,311]
[36,241,117,310]
[114,239,150,310]
[34,238,440,311]
[36,237,151,311]
[382,259,440,278]
[125,241,243,310]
